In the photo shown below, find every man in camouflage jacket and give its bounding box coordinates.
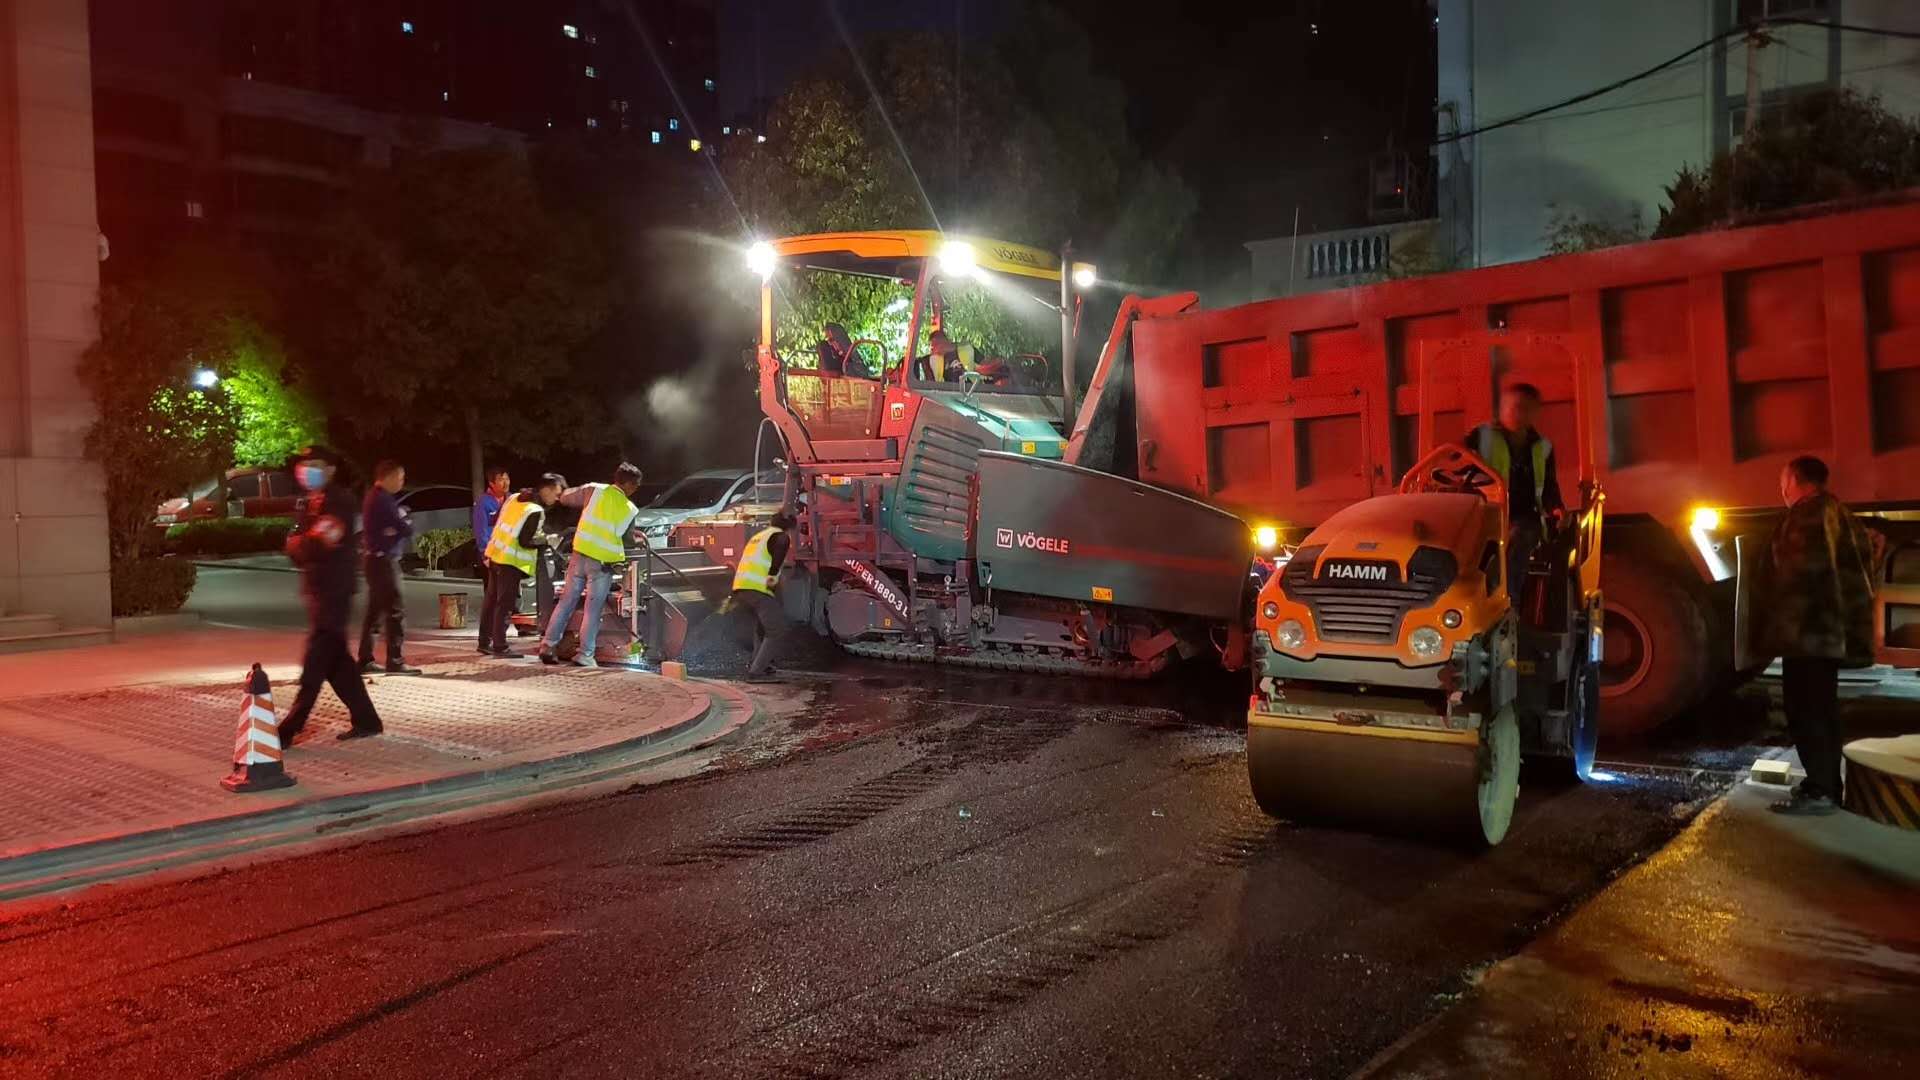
[1757,455,1877,815]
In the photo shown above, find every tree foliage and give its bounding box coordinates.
[82,257,248,561]
[1657,88,1920,238]
[1543,203,1646,255]
[721,5,1196,281]
[301,145,615,489]
[223,319,326,468]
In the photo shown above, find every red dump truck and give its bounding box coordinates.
[1118,195,1920,734]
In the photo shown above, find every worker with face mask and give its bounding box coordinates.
[279,446,384,744]
[1465,381,1566,602]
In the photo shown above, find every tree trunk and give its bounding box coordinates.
[465,405,483,497]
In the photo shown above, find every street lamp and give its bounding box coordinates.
[192,368,219,388]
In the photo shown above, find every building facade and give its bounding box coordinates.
[1,0,111,639]
[90,0,720,263]
[1434,0,1920,268]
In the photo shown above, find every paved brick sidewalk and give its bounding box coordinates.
[0,659,711,862]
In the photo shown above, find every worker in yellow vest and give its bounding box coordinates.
[1465,382,1565,600]
[539,462,645,668]
[478,472,565,659]
[731,510,795,678]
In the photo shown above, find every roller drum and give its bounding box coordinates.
[1247,708,1520,846]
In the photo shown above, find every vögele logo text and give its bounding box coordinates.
[1009,530,1071,556]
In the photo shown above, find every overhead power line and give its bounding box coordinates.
[1436,18,1920,147]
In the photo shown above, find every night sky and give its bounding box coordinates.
[717,0,1436,285]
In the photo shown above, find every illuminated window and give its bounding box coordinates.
[704,78,716,92]
[584,65,597,78]
[587,117,599,129]
[756,134,766,144]
[650,130,661,144]
[401,20,414,34]
[562,24,579,39]
[723,125,731,135]
[441,90,449,102]
[689,138,702,152]
[668,117,678,131]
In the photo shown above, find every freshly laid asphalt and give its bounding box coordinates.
[0,655,1725,1079]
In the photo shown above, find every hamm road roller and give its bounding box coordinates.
[1246,438,1605,845]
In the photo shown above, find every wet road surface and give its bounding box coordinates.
[0,656,1727,1079]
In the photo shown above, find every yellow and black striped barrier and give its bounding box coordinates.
[1843,736,1920,830]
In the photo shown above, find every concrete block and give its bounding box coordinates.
[23,336,86,403]
[1751,758,1798,786]
[0,458,18,519]
[0,403,24,457]
[20,162,98,228]
[661,660,687,680]
[15,456,103,517]
[23,277,95,343]
[13,31,92,110]
[16,102,93,171]
[14,0,92,54]
[0,516,19,578]
[19,570,111,628]
[16,512,109,577]
[22,221,99,286]
[27,395,94,459]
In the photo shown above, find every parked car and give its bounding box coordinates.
[152,466,298,527]
[631,468,780,548]
[394,484,481,569]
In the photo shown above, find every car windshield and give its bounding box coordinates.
[776,267,1059,395]
[650,477,737,509]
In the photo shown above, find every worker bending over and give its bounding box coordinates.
[731,510,796,678]
[539,462,645,668]
[1466,382,1564,599]
[479,472,565,658]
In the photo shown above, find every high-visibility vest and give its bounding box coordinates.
[573,483,639,564]
[485,495,543,574]
[732,527,783,595]
[1475,424,1552,506]
[933,344,977,381]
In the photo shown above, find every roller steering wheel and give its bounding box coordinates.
[1430,461,1497,493]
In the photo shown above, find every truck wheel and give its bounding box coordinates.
[1597,554,1709,737]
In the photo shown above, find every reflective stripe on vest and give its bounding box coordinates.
[574,483,638,564]
[1476,425,1552,504]
[733,527,782,595]
[485,496,542,574]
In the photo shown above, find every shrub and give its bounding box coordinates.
[164,516,294,556]
[413,527,474,571]
[111,558,198,617]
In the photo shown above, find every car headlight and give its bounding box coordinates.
[1276,619,1306,650]
[1409,626,1445,658]
[1261,600,1280,621]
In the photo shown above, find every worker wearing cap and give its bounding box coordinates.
[1466,382,1565,599]
[479,472,565,658]
[279,446,384,743]
[539,462,644,668]
[730,510,795,678]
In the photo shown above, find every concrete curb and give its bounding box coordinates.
[0,673,728,889]
[112,612,204,636]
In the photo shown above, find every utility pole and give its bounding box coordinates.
[1060,242,1077,425]
[1744,26,1768,138]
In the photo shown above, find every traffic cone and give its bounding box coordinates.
[222,663,296,793]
